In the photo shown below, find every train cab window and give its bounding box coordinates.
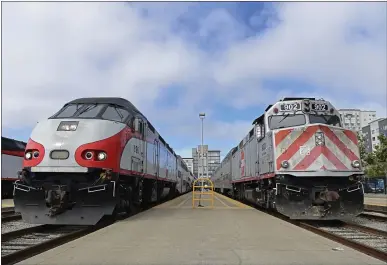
[269,114,306,130]
[55,104,85,118]
[77,104,106,118]
[102,106,130,123]
[309,114,341,127]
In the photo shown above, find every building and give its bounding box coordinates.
[182,158,193,175]
[192,145,221,178]
[338,109,377,132]
[362,118,387,153]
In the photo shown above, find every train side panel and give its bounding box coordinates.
[2,153,23,180]
[2,153,23,198]
[258,131,275,175]
[231,149,240,182]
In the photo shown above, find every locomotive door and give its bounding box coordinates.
[153,139,160,178]
[139,120,146,173]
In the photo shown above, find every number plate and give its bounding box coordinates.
[280,103,301,111]
[312,103,328,111]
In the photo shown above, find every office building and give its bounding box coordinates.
[182,158,193,174]
[362,118,387,153]
[338,109,377,132]
[192,145,221,178]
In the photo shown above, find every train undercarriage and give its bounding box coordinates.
[230,174,364,220]
[13,168,178,225]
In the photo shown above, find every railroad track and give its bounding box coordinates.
[298,220,387,262]
[1,193,187,265]
[360,210,387,222]
[1,224,98,265]
[2,208,22,223]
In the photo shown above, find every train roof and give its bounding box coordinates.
[66,97,144,116]
[280,97,316,101]
[2,136,27,151]
[64,98,178,157]
[253,97,319,125]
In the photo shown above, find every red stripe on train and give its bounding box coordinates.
[231,173,275,183]
[274,129,293,147]
[2,150,24,157]
[119,169,176,183]
[320,126,359,161]
[293,145,348,170]
[342,130,358,146]
[276,126,319,170]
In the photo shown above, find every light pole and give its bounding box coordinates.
[199,113,205,207]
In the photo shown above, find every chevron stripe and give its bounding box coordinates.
[274,125,361,172]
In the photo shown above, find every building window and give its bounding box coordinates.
[372,137,375,141]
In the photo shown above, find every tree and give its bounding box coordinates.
[364,134,387,178]
[357,133,368,168]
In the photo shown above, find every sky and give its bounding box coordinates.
[2,1,387,159]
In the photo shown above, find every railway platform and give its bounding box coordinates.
[2,199,14,208]
[15,192,384,265]
[364,193,387,212]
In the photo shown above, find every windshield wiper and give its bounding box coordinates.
[113,106,123,121]
[77,104,97,116]
[278,113,290,124]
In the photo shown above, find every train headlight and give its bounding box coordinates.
[33,151,39,158]
[97,152,107,161]
[85,151,93,160]
[57,121,79,131]
[315,132,325,146]
[351,160,360,168]
[25,152,32,160]
[281,160,289,168]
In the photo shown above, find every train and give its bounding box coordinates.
[2,137,27,198]
[213,97,365,220]
[13,97,193,225]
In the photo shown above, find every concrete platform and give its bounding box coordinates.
[1,199,14,208]
[16,192,384,265]
[364,194,387,213]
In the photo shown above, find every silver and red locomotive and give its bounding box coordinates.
[14,97,193,225]
[213,97,364,220]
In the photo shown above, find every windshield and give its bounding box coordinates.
[51,103,131,123]
[269,114,306,130]
[309,114,341,127]
[55,104,86,118]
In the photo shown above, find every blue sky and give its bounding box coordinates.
[2,2,387,159]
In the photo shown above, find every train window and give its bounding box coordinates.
[77,104,106,118]
[55,104,85,118]
[102,106,130,122]
[269,114,306,130]
[309,114,341,127]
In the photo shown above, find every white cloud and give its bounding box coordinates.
[211,2,387,111]
[2,2,386,155]
[2,2,206,128]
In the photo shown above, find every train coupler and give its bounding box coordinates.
[45,187,74,217]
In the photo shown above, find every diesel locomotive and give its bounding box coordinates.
[14,97,193,225]
[213,97,364,220]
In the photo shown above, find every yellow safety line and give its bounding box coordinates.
[214,195,230,208]
[215,192,252,209]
